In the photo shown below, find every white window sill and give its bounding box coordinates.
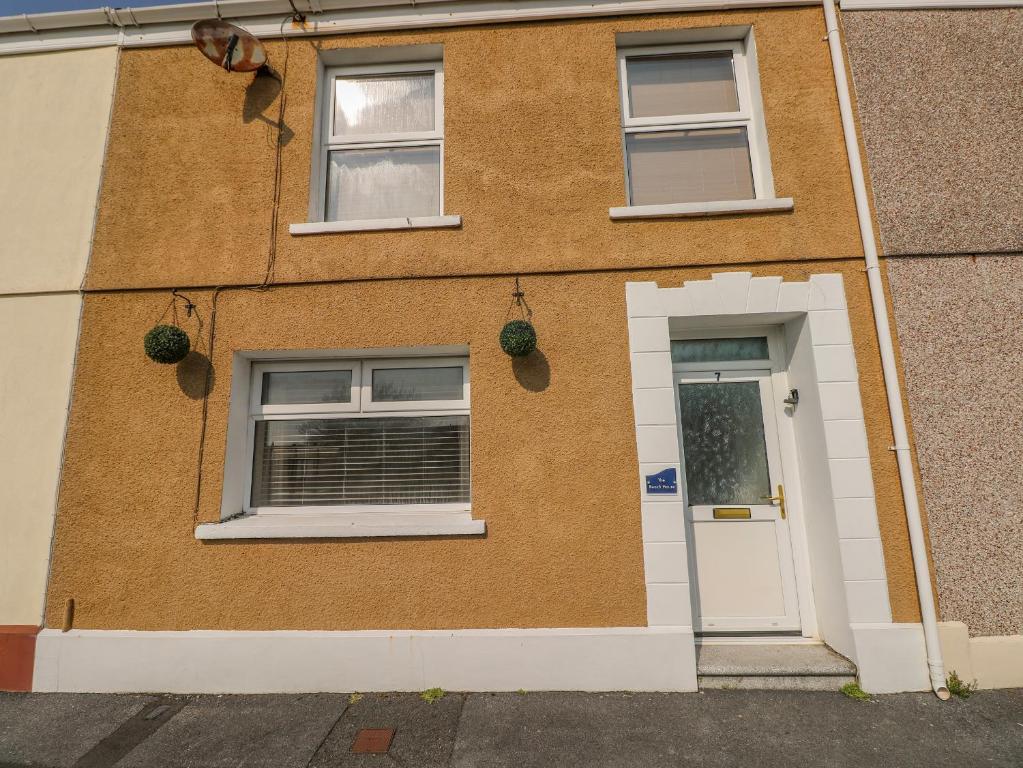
[609,198,794,220]
[195,511,485,540]
[289,215,462,235]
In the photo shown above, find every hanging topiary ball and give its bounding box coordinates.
[500,319,537,357]
[144,324,191,364]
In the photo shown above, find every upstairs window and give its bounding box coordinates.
[319,62,444,222]
[617,41,773,207]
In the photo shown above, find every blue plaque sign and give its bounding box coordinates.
[645,467,678,495]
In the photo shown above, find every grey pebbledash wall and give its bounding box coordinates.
[842,9,1023,257]
[843,9,1023,637]
[884,256,1023,637]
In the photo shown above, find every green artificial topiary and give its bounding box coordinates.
[500,319,537,357]
[144,324,191,364]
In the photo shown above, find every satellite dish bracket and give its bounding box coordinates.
[223,33,239,71]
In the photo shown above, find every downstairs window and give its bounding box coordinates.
[246,357,470,514]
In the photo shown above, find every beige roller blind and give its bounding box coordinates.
[626,52,739,118]
[626,128,755,205]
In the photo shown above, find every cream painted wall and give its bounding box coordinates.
[938,622,1023,690]
[0,294,83,624]
[0,46,116,625]
[0,46,117,294]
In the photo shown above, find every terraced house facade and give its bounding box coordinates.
[1,0,1014,695]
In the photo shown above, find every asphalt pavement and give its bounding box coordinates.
[1,689,1021,767]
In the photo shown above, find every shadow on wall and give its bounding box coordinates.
[243,71,294,146]
[512,350,550,392]
[176,351,216,400]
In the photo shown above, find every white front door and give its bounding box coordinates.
[676,368,801,633]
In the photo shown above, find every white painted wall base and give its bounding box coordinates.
[937,621,1023,690]
[33,627,698,694]
[850,622,930,693]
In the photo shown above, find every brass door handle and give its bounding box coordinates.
[760,484,786,520]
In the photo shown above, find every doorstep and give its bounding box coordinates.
[696,642,856,691]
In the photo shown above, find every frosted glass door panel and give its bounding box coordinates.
[333,73,435,137]
[626,52,739,118]
[678,381,771,505]
[626,128,754,205]
[326,146,440,221]
[671,337,768,364]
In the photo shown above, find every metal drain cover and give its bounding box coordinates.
[352,728,395,754]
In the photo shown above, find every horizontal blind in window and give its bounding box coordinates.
[626,52,739,118]
[251,416,470,508]
[626,128,754,205]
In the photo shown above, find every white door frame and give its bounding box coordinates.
[672,326,818,638]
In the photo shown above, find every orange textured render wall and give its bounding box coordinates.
[46,264,922,630]
[86,9,861,290]
[46,8,926,630]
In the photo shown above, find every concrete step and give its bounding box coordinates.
[698,673,857,691]
[696,643,856,691]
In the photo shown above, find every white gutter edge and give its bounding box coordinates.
[1,0,1018,38]
[0,0,813,36]
[822,0,949,700]
[0,0,819,57]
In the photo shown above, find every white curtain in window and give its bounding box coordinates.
[627,52,739,118]
[333,73,435,136]
[326,146,441,221]
[626,128,754,205]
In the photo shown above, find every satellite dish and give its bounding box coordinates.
[190,19,268,73]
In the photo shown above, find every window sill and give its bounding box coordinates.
[289,215,462,236]
[195,511,485,540]
[608,198,794,220]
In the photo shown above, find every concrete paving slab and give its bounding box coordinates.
[116,694,346,768]
[309,692,463,767]
[0,693,155,768]
[451,690,1023,768]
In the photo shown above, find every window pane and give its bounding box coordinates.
[372,366,463,402]
[626,52,738,118]
[326,146,440,221]
[333,72,435,137]
[678,382,771,506]
[250,416,470,507]
[671,337,769,364]
[261,370,353,406]
[626,128,754,205]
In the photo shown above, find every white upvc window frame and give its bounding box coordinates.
[309,60,446,226]
[614,38,784,215]
[243,355,470,518]
[250,359,362,416]
[361,357,470,412]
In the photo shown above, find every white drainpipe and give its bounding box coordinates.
[821,0,949,699]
